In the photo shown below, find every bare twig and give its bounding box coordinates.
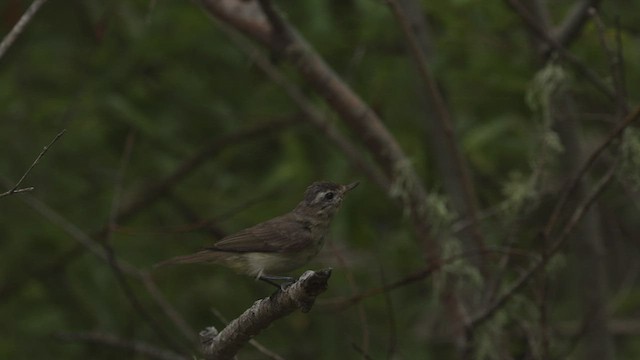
[0,129,65,198]
[545,106,640,236]
[323,248,536,311]
[55,331,187,360]
[504,0,615,100]
[469,162,617,328]
[116,119,295,223]
[328,240,369,356]
[613,16,628,115]
[100,132,186,352]
[212,19,389,190]
[552,0,602,50]
[141,272,199,342]
[0,0,49,61]
[351,342,374,360]
[386,0,485,254]
[589,8,629,114]
[201,269,332,360]
[15,194,197,349]
[379,266,397,359]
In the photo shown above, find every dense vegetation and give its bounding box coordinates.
[1,0,639,359]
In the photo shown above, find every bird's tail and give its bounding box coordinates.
[153,250,222,269]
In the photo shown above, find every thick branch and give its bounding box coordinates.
[201,269,332,360]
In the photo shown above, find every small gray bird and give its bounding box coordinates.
[156,181,358,287]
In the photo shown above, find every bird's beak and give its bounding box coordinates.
[344,181,360,192]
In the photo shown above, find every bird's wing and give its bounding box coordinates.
[209,215,313,253]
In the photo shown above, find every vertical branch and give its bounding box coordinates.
[101,132,187,353]
[589,9,629,114]
[386,0,485,257]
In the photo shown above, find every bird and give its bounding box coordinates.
[155,181,359,288]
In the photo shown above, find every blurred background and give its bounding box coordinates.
[1,0,640,359]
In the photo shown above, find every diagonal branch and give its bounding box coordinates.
[545,106,640,235]
[0,129,66,198]
[212,19,389,190]
[504,0,615,100]
[552,0,602,50]
[469,161,617,329]
[201,269,332,360]
[0,0,49,61]
[55,331,187,360]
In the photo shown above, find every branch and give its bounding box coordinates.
[386,0,486,258]
[212,19,389,190]
[201,269,332,360]
[469,161,617,329]
[589,8,629,114]
[56,331,187,360]
[0,129,66,198]
[552,0,602,50]
[545,106,640,235]
[504,0,615,100]
[14,194,198,347]
[116,119,294,223]
[322,247,537,311]
[0,0,49,61]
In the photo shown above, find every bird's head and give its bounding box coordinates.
[294,181,359,219]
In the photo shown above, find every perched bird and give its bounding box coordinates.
[155,181,358,288]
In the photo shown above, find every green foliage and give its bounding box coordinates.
[1,0,639,359]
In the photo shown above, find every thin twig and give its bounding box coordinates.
[613,16,628,115]
[544,106,640,236]
[55,331,188,360]
[469,162,617,328]
[100,132,186,353]
[379,266,397,360]
[328,240,370,356]
[324,247,537,311]
[212,19,389,191]
[351,342,375,360]
[0,0,49,61]
[16,194,196,350]
[116,119,295,224]
[0,129,66,198]
[504,0,615,100]
[589,8,629,114]
[386,0,485,255]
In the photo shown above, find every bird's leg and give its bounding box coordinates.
[258,274,296,290]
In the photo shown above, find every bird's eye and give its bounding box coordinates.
[324,192,334,200]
